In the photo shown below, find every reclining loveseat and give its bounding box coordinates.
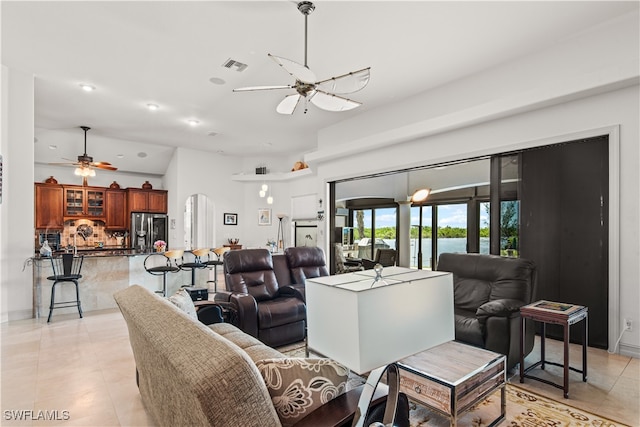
[436,252,538,370]
[214,247,329,347]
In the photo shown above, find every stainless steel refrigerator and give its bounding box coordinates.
[130,212,169,252]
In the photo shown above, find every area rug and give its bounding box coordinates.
[278,343,628,427]
[408,384,630,427]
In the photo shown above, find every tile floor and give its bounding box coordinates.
[1,308,639,426]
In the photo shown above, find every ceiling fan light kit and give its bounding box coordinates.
[233,1,370,115]
[49,126,118,185]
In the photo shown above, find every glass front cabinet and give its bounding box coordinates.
[63,186,105,219]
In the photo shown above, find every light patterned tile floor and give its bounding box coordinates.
[1,308,638,426]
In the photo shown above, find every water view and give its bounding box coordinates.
[365,237,490,269]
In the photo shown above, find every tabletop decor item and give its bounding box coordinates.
[142,181,152,189]
[45,176,58,184]
[153,240,166,252]
[109,181,121,189]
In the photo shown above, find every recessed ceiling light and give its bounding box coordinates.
[79,83,96,92]
[146,103,159,111]
[48,145,57,150]
[209,77,226,85]
[116,154,124,158]
[187,119,199,126]
[137,152,147,158]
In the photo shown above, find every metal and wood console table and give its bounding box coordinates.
[519,300,588,398]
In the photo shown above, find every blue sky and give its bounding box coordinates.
[359,204,490,229]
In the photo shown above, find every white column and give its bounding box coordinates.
[396,200,412,267]
[1,65,36,321]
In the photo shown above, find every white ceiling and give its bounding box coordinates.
[2,1,637,176]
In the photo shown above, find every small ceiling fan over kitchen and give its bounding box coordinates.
[50,126,118,181]
[233,1,371,115]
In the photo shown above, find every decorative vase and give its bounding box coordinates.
[109,181,121,189]
[44,176,58,184]
[155,245,166,252]
[142,181,153,189]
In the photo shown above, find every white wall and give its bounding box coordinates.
[310,10,639,164]
[1,66,36,321]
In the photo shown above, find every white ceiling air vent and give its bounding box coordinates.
[222,58,248,72]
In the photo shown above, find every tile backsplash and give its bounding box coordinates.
[60,219,123,248]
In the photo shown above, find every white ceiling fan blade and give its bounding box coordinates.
[276,94,302,115]
[233,85,292,92]
[316,67,371,94]
[269,54,317,84]
[310,90,361,112]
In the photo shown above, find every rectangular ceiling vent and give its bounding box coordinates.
[222,58,248,72]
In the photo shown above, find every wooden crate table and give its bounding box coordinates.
[519,300,588,398]
[397,341,506,427]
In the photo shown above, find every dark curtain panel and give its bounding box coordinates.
[520,135,609,348]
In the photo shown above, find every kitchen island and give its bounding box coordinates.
[32,249,215,318]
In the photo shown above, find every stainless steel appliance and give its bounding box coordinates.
[130,213,169,252]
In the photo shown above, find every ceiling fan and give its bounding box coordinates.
[50,126,118,177]
[233,1,371,115]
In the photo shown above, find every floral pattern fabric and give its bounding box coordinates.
[256,358,349,426]
[168,288,197,320]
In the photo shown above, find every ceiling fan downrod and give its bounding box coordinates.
[78,126,93,162]
[297,1,315,68]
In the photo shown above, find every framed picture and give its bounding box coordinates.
[295,224,317,247]
[224,213,238,225]
[258,208,272,226]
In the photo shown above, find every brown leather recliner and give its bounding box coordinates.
[436,253,538,370]
[362,248,397,270]
[283,246,329,301]
[220,248,306,347]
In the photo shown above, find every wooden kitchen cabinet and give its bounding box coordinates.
[63,185,105,219]
[127,189,167,213]
[105,189,127,230]
[35,183,64,229]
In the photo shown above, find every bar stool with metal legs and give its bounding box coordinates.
[205,247,229,293]
[47,253,84,323]
[179,248,209,287]
[144,250,183,297]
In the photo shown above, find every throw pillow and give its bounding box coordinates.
[256,358,349,426]
[168,288,197,320]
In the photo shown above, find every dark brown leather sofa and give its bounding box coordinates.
[436,253,538,370]
[215,247,328,347]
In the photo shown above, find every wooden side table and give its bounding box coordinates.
[519,300,588,398]
[398,341,506,427]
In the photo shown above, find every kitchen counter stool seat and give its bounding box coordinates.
[144,250,183,297]
[179,248,209,287]
[46,254,84,323]
[205,247,229,292]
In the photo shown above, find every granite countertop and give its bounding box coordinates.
[33,246,156,259]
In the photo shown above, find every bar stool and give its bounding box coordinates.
[47,254,84,323]
[179,248,209,287]
[144,250,183,297]
[205,247,229,292]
